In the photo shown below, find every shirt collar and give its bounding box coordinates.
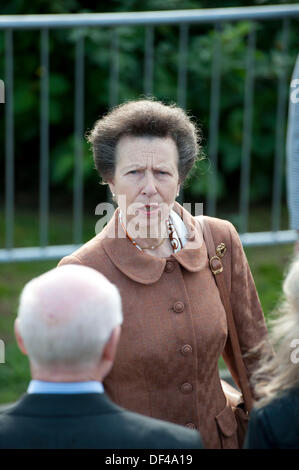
[27,380,104,394]
[101,201,207,284]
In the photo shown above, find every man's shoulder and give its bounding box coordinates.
[0,393,203,449]
[0,401,20,437]
[0,403,15,415]
[117,408,203,449]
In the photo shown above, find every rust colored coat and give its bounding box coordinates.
[58,202,268,449]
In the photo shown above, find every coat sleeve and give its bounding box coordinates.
[222,220,269,397]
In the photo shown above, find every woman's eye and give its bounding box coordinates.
[128,170,167,175]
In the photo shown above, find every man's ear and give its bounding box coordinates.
[14,318,28,356]
[101,325,121,363]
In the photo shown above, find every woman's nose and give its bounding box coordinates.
[142,171,157,196]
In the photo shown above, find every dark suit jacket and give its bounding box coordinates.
[244,388,299,449]
[0,392,203,449]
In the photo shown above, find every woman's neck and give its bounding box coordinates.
[119,210,171,251]
[142,237,174,258]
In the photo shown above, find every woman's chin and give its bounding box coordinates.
[126,216,166,239]
[137,212,169,229]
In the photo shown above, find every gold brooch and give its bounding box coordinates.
[216,242,227,258]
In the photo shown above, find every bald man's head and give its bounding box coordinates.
[15,265,123,371]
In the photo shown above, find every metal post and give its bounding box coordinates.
[109,28,119,109]
[4,29,14,250]
[272,18,289,232]
[207,23,222,217]
[73,35,85,245]
[144,25,154,96]
[177,23,189,205]
[177,23,189,110]
[239,25,256,234]
[39,29,49,248]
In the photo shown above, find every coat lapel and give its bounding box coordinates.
[102,202,207,284]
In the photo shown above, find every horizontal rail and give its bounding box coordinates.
[239,229,298,247]
[0,230,297,263]
[0,5,299,30]
[0,245,82,263]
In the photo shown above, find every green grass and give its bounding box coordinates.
[0,209,97,248]
[0,207,295,404]
[0,260,58,404]
[245,243,294,318]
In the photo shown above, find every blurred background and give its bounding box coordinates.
[0,0,299,404]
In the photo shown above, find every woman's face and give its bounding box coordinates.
[108,135,181,237]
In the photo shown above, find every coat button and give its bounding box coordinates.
[164,261,175,273]
[173,301,185,313]
[185,422,196,429]
[180,382,193,394]
[181,344,193,356]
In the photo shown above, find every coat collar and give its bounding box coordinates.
[7,392,121,417]
[101,201,207,284]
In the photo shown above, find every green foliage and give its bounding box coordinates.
[0,1,298,206]
[50,136,93,190]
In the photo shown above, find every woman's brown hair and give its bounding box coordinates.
[86,98,202,184]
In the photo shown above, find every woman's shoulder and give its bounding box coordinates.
[194,215,238,246]
[260,386,299,408]
[58,211,120,268]
[202,215,235,230]
[58,232,107,268]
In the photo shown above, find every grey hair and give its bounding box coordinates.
[250,256,299,408]
[86,98,203,185]
[17,265,123,370]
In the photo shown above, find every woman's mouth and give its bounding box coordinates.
[138,205,160,215]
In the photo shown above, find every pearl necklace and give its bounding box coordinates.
[119,210,183,253]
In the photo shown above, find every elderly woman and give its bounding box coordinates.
[58,99,268,449]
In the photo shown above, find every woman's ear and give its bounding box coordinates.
[107,181,115,198]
